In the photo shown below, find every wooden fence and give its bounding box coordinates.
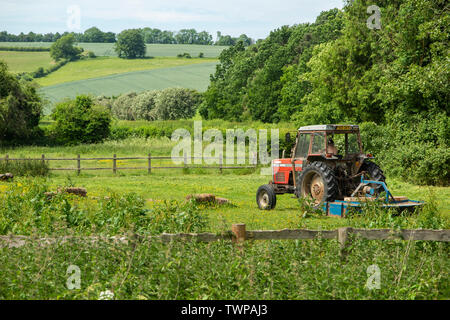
[1,154,258,175]
[1,225,449,251]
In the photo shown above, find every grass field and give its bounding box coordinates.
[0,42,228,58]
[0,50,53,73]
[39,62,218,111]
[1,137,449,227]
[1,136,448,300]
[36,56,217,87]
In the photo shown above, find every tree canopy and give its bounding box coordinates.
[114,29,146,59]
[50,34,83,61]
[0,61,42,144]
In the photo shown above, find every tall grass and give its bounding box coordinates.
[0,159,49,177]
[0,237,447,299]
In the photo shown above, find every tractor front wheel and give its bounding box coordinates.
[256,184,277,210]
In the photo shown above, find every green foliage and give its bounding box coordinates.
[110,91,157,121]
[296,0,448,124]
[359,111,449,186]
[201,9,344,122]
[0,180,206,236]
[177,52,192,58]
[50,34,82,61]
[110,88,201,121]
[50,95,111,145]
[0,61,42,144]
[152,88,201,120]
[0,236,447,299]
[0,159,49,177]
[114,29,146,59]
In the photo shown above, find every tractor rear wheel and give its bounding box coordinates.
[256,184,277,210]
[360,161,386,193]
[297,161,338,206]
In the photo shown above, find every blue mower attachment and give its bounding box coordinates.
[323,177,425,218]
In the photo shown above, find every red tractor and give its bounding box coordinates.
[256,125,387,211]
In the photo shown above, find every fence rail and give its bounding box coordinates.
[1,154,258,174]
[1,225,449,249]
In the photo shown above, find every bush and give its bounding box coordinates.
[0,159,49,177]
[51,95,111,145]
[360,111,449,186]
[50,34,82,61]
[132,90,158,120]
[152,88,201,120]
[110,89,202,121]
[0,61,42,145]
[110,92,137,120]
[177,52,192,58]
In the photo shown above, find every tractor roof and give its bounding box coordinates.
[298,124,359,132]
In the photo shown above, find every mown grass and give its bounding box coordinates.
[0,50,54,73]
[36,56,217,87]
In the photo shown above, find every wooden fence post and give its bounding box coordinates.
[232,223,246,244]
[148,153,151,174]
[5,154,9,164]
[219,155,223,174]
[77,154,81,175]
[338,227,353,259]
[183,152,187,169]
[113,154,117,174]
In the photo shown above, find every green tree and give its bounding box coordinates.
[50,34,82,61]
[202,9,343,122]
[0,61,42,144]
[83,27,104,42]
[153,88,201,120]
[114,29,146,59]
[51,95,111,145]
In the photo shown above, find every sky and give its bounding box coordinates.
[0,0,344,40]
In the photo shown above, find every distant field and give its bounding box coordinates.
[36,56,217,87]
[0,42,228,58]
[0,50,53,73]
[40,62,218,112]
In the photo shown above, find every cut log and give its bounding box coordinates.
[186,193,216,203]
[0,173,13,181]
[64,187,87,197]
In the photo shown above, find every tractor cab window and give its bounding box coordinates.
[331,133,361,156]
[311,132,325,154]
[347,133,360,154]
[295,133,310,158]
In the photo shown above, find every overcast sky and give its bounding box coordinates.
[0,0,344,40]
